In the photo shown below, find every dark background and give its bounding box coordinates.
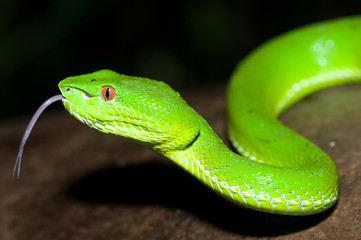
[1,0,361,121]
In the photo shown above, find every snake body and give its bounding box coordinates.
[17,16,361,215]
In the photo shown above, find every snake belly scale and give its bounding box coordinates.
[15,16,361,216]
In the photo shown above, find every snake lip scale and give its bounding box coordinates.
[14,16,361,216]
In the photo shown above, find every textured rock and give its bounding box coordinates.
[1,83,361,240]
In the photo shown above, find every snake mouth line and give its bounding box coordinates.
[64,86,94,99]
[62,98,166,135]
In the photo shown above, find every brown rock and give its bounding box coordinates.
[1,83,361,240]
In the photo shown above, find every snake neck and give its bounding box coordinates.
[163,115,237,172]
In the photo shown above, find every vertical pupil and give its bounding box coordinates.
[105,87,110,99]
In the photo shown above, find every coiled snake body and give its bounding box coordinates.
[15,16,361,215]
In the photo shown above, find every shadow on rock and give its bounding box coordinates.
[68,162,334,236]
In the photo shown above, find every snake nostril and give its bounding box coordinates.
[66,88,71,92]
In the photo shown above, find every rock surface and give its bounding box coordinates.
[1,83,361,240]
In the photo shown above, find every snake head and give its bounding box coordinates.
[58,69,200,152]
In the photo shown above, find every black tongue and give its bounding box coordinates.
[13,94,65,178]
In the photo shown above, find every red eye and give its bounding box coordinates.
[100,85,116,101]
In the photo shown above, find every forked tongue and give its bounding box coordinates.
[13,94,65,178]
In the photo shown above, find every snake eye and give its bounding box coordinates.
[100,85,116,101]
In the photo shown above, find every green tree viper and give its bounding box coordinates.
[14,16,361,216]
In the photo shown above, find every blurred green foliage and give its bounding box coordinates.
[0,0,360,120]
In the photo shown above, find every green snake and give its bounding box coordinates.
[14,16,361,216]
